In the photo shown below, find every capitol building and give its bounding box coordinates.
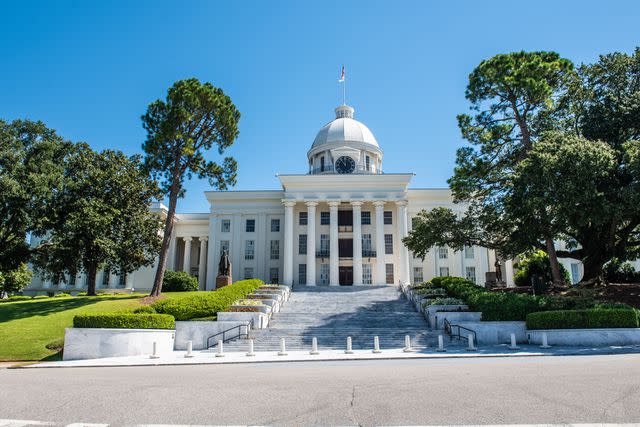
[28,103,536,293]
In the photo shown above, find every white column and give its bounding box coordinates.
[352,201,363,285]
[168,232,177,270]
[198,237,208,290]
[329,201,339,286]
[479,246,489,287]
[205,215,217,290]
[396,201,410,285]
[505,259,515,287]
[306,201,317,286]
[283,201,295,286]
[182,237,192,274]
[374,201,386,285]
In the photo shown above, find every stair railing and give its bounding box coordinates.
[207,319,254,348]
[443,318,477,344]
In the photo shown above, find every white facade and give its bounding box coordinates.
[26,104,495,293]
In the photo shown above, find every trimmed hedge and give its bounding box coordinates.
[430,276,627,321]
[151,279,263,320]
[73,313,175,329]
[162,270,199,292]
[133,305,157,314]
[526,309,640,329]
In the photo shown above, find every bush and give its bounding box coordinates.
[152,279,263,320]
[526,309,640,329]
[32,295,49,300]
[514,250,571,289]
[73,313,175,329]
[2,295,32,302]
[603,258,640,283]
[133,305,157,314]
[54,293,71,298]
[234,299,264,306]
[0,263,33,296]
[414,288,447,297]
[422,297,465,307]
[162,270,199,292]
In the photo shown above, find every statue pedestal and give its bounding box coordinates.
[216,275,232,289]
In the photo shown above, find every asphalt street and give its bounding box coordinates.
[2,354,640,426]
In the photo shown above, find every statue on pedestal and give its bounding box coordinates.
[215,250,232,289]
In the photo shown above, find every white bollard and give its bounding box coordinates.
[509,333,520,350]
[278,337,288,356]
[403,335,414,353]
[310,337,320,355]
[215,340,225,357]
[345,336,354,354]
[436,334,446,352]
[185,340,194,358]
[246,339,255,357]
[540,332,551,349]
[372,336,382,353]
[467,333,477,351]
[149,341,160,359]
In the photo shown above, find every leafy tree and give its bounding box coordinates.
[405,51,574,285]
[0,263,33,297]
[0,120,72,274]
[513,250,570,291]
[142,78,240,296]
[33,145,162,295]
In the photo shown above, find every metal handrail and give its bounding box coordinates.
[207,319,253,348]
[443,318,477,344]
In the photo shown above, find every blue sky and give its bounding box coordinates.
[2,1,639,212]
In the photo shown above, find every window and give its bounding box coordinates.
[271,219,280,232]
[465,266,476,284]
[299,212,308,225]
[219,240,230,256]
[365,155,370,171]
[438,246,448,259]
[269,268,279,284]
[464,245,475,259]
[384,211,393,225]
[363,264,372,284]
[384,234,394,255]
[298,234,307,255]
[320,264,329,285]
[68,275,76,286]
[102,270,110,287]
[245,240,255,260]
[361,211,371,225]
[270,240,280,260]
[413,267,424,284]
[571,263,581,284]
[385,264,394,284]
[362,234,372,255]
[244,267,254,280]
[439,267,450,277]
[320,211,330,225]
[245,219,255,232]
[221,219,231,233]
[320,156,325,172]
[320,234,329,254]
[118,273,127,288]
[298,264,307,285]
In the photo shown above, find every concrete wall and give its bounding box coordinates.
[528,328,640,346]
[63,328,175,361]
[457,321,527,345]
[174,321,250,350]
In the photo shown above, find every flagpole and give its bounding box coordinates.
[343,66,346,105]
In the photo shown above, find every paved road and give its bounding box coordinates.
[2,355,640,426]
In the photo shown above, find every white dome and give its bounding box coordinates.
[311,105,379,149]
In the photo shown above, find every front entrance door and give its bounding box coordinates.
[339,266,353,286]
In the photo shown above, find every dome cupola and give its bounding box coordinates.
[307,105,383,175]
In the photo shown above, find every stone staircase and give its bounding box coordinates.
[221,285,450,352]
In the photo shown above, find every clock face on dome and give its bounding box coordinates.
[335,156,356,174]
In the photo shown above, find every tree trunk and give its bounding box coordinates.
[87,264,97,296]
[545,236,564,286]
[150,184,179,297]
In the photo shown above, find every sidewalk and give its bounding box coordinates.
[21,343,640,368]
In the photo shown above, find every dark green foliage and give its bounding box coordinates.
[526,309,640,329]
[162,270,199,292]
[0,263,33,296]
[603,259,640,283]
[133,305,157,314]
[514,250,570,289]
[422,297,465,307]
[73,313,175,329]
[432,276,624,321]
[151,279,263,320]
[414,287,447,297]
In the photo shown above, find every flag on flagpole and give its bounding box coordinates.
[338,65,345,83]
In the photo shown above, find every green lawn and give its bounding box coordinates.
[0,292,210,361]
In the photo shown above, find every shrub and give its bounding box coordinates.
[2,295,32,302]
[422,297,465,307]
[133,305,157,314]
[162,270,199,292]
[514,250,571,289]
[32,295,49,300]
[73,313,175,329]
[234,299,264,306]
[152,279,263,320]
[526,309,640,329]
[603,258,640,283]
[54,293,71,298]
[414,288,447,297]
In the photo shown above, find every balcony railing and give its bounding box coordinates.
[308,164,382,175]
